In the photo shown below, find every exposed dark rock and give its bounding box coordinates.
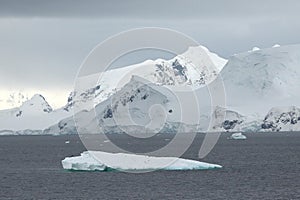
[16,111,22,117]
[103,108,113,119]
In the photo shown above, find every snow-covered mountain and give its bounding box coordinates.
[0,94,71,131]
[207,106,300,133]
[0,45,227,134]
[62,46,227,135]
[72,45,227,109]
[222,44,300,118]
[57,43,300,134]
[261,106,300,132]
[2,44,300,135]
[46,76,212,135]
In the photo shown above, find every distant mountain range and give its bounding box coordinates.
[1,44,300,135]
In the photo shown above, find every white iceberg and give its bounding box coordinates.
[249,47,260,52]
[61,151,222,172]
[229,132,247,140]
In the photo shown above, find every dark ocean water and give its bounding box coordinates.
[0,133,299,200]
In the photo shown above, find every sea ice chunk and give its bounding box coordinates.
[229,132,247,140]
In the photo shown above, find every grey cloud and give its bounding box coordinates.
[0,1,300,99]
[0,0,300,19]
[1,17,300,91]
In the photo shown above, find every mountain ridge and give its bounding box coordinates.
[2,44,300,134]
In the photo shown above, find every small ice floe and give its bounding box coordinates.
[228,132,247,140]
[272,44,280,48]
[65,141,70,144]
[249,47,260,52]
[61,151,222,172]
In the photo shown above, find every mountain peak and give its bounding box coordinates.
[20,94,53,113]
[180,45,227,72]
[31,94,46,101]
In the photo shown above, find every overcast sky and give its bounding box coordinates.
[1,0,300,109]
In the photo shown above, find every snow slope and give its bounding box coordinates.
[62,151,222,171]
[222,44,300,118]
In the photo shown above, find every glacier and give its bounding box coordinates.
[61,151,222,172]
